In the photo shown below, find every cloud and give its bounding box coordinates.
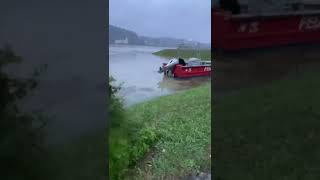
[110,0,211,43]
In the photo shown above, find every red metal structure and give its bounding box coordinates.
[212,9,320,50]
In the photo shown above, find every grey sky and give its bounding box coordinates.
[110,0,211,44]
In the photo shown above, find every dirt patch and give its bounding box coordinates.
[125,147,158,180]
[127,144,212,180]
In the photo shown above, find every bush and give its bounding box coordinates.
[130,127,159,164]
[0,45,49,179]
[109,130,130,179]
[109,127,160,180]
[108,77,160,180]
[108,76,125,128]
[108,77,129,179]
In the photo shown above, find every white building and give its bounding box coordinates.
[115,37,128,44]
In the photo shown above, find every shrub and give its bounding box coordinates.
[0,45,49,179]
[108,77,129,179]
[108,77,160,180]
[108,76,125,128]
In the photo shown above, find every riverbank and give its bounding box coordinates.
[153,49,211,61]
[214,71,320,179]
[110,84,211,179]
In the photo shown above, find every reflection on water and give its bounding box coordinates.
[109,45,211,106]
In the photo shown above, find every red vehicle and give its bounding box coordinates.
[212,1,320,51]
[159,58,212,78]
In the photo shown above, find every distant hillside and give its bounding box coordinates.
[109,25,144,45]
[109,25,210,48]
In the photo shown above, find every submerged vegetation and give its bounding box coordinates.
[109,81,211,179]
[214,71,320,180]
[153,49,211,61]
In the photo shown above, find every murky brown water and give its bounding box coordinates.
[109,45,211,106]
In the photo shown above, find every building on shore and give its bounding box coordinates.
[114,37,128,44]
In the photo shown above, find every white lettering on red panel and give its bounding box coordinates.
[238,22,259,33]
[185,68,192,72]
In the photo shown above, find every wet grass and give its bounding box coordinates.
[128,84,211,179]
[214,71,320,180]
[110,84,211,179]
[153,49,211,61]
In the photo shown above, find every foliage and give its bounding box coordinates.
[129,127,159,164]
[108,77,211,179]
[128,84,211,179]
[108,77,159,179]
[0,45,48,179]
[109,83,211,179]
[108,76,125,128]
[108,77,130,179]
[109,25,144,45]
[109,125,161,180]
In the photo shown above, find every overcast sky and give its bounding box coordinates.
[110,0,211,44]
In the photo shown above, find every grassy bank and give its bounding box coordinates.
[110,84,211,179]
[153,49,211,61]
[214,71,320,180]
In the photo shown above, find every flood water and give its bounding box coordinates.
[109,45,211,106]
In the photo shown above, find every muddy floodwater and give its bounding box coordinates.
[109,45,211,106]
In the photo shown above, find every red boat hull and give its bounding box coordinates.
[173,65,211,78]
[162,64,211,78]
[212,10,320,50]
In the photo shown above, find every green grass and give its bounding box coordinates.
[110,84,211,179]
[153,49,211,61]
[214,71,320,180]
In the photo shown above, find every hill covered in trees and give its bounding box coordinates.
[109,25,144,45]
[109,25,210,48]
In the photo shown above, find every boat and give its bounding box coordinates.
[212,1,320,93]
[212,0,320,51]
[159,58,212,78]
